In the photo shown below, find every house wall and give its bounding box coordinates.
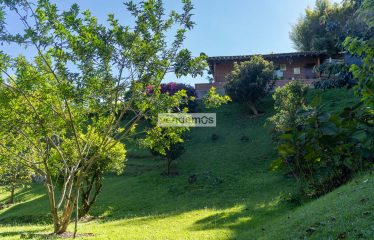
[214,63,234,82]
[195,55,323,98]
[212,56,320,83]
[273,56,319,80]
[195,82,226,98]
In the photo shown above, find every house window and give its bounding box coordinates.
[293,67,301,75]
[280,64,287,71]
[274,70,284,79]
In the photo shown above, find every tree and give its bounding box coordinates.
[147,82,198,112]
[0,0,205,235]
[144,86,230,175]
[225,56,274,115]
[143,89,189,175]
[290,0,370,54]
[78,135,126,219]
[270,0,374,197]
[344,0,374,113]
[0,146,32,204]
[149,136,185,175]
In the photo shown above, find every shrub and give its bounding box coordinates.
[268,81,309,134]
[313,62,356,89]
[225,56,275,115]
[0,157,31,204]
[203,87,231,109]
[273,100,374,197]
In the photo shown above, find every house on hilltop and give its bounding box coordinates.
[195,51,341,98]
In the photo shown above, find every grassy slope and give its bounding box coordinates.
[0,88,373,239]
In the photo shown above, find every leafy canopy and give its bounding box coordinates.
[225,55,274,114]
[0,0,206,234]
[290,0,371,53]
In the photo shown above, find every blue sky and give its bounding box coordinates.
[2,0,340,85]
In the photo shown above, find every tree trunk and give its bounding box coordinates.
[45,170,81,235]
[56,176,82,234]
[8,173,16,204]
[46,174,60,234]
[57,200,76,234]
[167,158,172,175]
[248,101,258,115]
[9,185,15,204]
[78,172,102,219]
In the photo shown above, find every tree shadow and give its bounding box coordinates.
[0,102,299,238]
[189,196,295,239]
[0,229,43,238]
[0,186,50,225]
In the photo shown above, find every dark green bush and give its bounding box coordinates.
[270,81,373,197]
[225,56,275,115]
[268,81,309,134]
[273,101,373,197]
[313,62,356,89]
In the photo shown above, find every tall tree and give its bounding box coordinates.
[344,0,374,112]
[0,0,206,235]
[0,137,33,204]
[290,0,370,54]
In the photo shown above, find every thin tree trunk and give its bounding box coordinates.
[8,172,17,204]
[73,189,79,238]
[46,174,60,234]
[167,158,172,175]
[57,176,82,234]
[79,172,102,219]
[248,101,258,115]
[9,185,15,204]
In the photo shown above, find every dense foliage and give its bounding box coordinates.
[272,97,373,197]
[0,0,205,234]
[273,0,374,198]
[0,153,32,204]
[344,0,374,114]
[148,82,198,112]
[313,62,355,89]
[290,0,372,53]
[268,81,309,134]
[225,56,274,115]
[203,87,231,109]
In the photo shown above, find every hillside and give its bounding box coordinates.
[0,88,373,239]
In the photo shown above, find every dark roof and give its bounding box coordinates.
[207,51,327,74]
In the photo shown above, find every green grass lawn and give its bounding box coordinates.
[0,88,373,239]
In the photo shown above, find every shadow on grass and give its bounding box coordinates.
[189,197,293,238]
[0,99,299,239]
[0,229,43,239]
[0,187,51,225]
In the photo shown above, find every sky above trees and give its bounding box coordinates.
[2,0,340,85]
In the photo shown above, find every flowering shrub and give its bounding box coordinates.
[148,82,198,112]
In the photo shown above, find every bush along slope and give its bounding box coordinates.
[270,81,373,198]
